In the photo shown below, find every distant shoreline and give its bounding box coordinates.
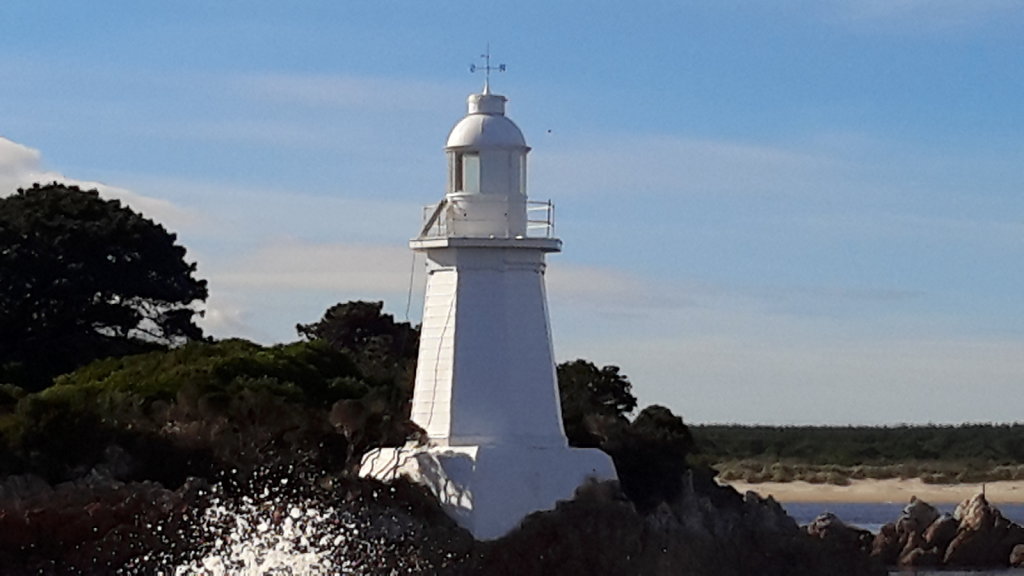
[725,478,1024,504]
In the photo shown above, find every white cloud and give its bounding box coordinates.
[0,136,198,232]
[547,264,674,307]
[201,241,700,342]
[558,298,1024,425]
[195,238,423,342]
[0,137,42,176]
[117,173,424,247]
[541,258,1023,424]
[532,133,846,200]
[212,238,413,293]
[197,295,273,343]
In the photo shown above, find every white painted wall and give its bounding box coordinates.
[410,243,567,448]
[361,443,616,540]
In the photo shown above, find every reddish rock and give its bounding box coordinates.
[902,497,939,536]
[1010,543,1024,567]
[871,522,901,565]
[944,493,1024,567]
[807,512,874,553]
[922,513,957,552]
[900,546,942,567]
[871,496,944,567]
[898,530,925,563]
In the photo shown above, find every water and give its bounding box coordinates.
[111,476,457,576]
[166,486,344,575]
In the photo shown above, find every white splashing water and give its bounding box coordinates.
[165,483,367,576]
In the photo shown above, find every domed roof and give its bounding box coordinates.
[445,92,528,150]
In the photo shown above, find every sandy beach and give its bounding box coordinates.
[726,478,1024,504]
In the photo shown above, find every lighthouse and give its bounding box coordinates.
[360,78,616,540]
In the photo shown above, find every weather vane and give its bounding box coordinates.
[469,44,505,93]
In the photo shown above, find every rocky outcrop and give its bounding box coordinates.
[870,493,1024,570]
[870,496,947,567]
[0,468,888,576]
[473,472,884,576]
[807,512,874,553]
[0,471,208,576]
[944,493,1024,566]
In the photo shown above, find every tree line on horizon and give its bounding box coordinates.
[692,424,1024,468]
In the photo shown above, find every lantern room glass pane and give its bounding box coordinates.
[514,155,526,197]
[462,153,480,194]
[449,152,459,193]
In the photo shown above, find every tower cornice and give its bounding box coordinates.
[409,236,562,253]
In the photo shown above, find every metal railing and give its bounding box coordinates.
[418,198,556,239]
[420,201,448,238]
[526,200,555,238]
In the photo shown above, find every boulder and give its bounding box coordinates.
[1011,543,1024,567]
[868,494,1024,569]
[922,513,958,552]
[807,512,874,554]
[900,546,942,567]
[901,496,939,536]
[871,522,901,565]
[944,493,1024,567]
[871,496,945,566]
[897,530,926,565]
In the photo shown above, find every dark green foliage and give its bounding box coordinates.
[0,384,25,411]
[694,424,1024,484]
[556,360,697,509]
[693,424,1024,466]
[557,359,637,448]
[0,339,369,482]
[47,338,365,407]
[297,301,423,467]
[297,300,418,387]
[0,182,208,391]
[603,405,696,511]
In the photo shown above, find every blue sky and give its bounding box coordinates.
[2,1,1022,424]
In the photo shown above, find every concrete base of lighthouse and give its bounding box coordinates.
[360,443,616,540]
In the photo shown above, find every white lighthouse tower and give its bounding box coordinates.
[360,75,616,540]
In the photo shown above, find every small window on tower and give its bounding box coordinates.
[452,153,463,192]
[513,155,526,197]
[462,153,480,194]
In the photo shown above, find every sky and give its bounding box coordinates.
[2,1,1022,425]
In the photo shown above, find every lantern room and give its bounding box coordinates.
[443,89,530,238]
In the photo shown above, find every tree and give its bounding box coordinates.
[297,300,419,387]
[557,360,638,448]
[3,338,366,483]
[603,405,695,511]
[0,183,208,390]
[298,301,422,465]
[556,360,696,509]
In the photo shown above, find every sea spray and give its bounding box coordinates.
[167,483,343,575]
[115,471,463,575]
